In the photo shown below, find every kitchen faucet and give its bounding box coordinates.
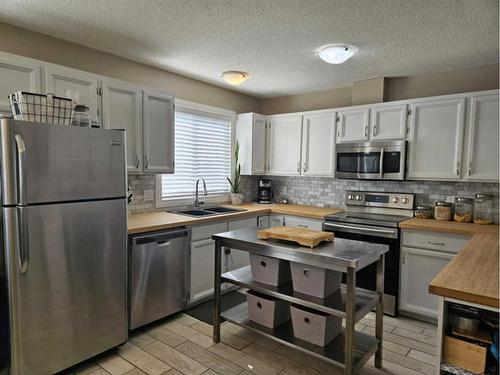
[194,177,207,207]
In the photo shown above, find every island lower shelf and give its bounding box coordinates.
[221,265,380,321]
[222,301,379,370]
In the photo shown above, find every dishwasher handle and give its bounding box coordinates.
[132,228,189,246]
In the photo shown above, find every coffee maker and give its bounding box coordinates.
[257,179,273,204]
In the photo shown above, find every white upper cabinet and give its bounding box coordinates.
[407,97,466,180]
[370,104,407,140]
[301,112,336,176]
[235,112,267,175]
[268,114,303,175]
[142,90,175,173]
[44,64,100,123]
[465,92,499,181]
[0,53,41,113]
[102,79,143,173]
[336,108,370,142]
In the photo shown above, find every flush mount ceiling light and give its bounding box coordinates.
[221,71,250,85]
[318,45,356,64]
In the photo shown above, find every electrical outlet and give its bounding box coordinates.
[144,189,154,202]
[446,195,455,203]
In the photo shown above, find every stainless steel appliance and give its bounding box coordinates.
[335,140,406,180]
[324,190,414,316]
[257,179,273,204]
[0,119,128,375]
[129,228,190,330]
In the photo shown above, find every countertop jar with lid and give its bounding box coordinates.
[473,193,494,225]
[415,205,433,219]
[434,201,452,221]
[454,197,473,223]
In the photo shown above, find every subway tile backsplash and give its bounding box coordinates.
[242,175,499,222]
[128,173,499,223]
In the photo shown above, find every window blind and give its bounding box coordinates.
[160,110,232,200]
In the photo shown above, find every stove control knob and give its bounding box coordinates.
[347,194,354,200]
[392,197,399,203]
[355,195,362,201]
[401,197,409,204]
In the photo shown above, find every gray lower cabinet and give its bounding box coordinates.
[399,247,454,320]
[190,238,216,303]
[399,229,470,320]
[188,215,269,305]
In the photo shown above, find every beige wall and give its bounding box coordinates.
[260,87,352,115]
[386,64,499,101]
[0,22,261,113]
[261,64,498,114]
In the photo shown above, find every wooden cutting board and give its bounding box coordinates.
[257,226,334,248]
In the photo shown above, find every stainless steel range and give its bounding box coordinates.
[323,190,415,316]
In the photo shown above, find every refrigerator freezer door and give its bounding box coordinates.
[0,119,126,205]
[3,199,127,375]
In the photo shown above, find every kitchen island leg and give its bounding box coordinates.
[375,254,385,368]
[213,240,222,343]
[345,267,356,375]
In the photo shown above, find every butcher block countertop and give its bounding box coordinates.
[399,217,499,236]
[127,203,343,234]
[401,218,499,309]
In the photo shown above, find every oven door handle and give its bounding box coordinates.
[379,147,384,179]
[324,222,398,237]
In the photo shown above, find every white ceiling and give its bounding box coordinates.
[0,0,498,98]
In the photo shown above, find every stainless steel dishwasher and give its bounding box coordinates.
[129,228,190,329]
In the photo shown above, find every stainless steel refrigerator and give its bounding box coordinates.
[0,119,128,375]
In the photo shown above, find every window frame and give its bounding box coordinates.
[156,99,236,209]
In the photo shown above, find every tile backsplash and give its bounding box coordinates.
[128,174,157,213]
[242,175,500,222]
[128,173,499,223]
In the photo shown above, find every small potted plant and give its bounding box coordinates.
[227,141,243,204]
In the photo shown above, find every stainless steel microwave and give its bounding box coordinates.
[335,140,406,180]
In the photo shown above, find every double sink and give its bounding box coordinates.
[175,206,247,217]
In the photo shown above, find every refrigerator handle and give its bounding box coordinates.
[14,134,29,274]
[14,134,27,206]
[17,206,29,274]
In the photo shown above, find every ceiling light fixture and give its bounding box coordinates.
[221,71,250,85]
[318,45,356,64]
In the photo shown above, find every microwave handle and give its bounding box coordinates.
[379,147,384,179]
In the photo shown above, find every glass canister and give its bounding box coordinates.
[454,197,473,223]
[415,205,433,219]
[71,105,91,127]
[434,201,452,221]
[473,193,494,225]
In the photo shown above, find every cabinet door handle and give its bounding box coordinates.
[135,155,140,169]
[297,162,300,173]
[298,224,309,228]
[364,125,368,138]
[468,161,472,176]
[303,162,307,173]
[456,161,460,176]
[144,156,149,169]
[428,241,446,246]
[373,124,377,137]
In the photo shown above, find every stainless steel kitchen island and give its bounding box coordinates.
[212,227,388,375]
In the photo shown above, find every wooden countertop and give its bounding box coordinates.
[401,218,499,308]
[400,217,499,236]
[429,232,499,308]
[127,203,343,234]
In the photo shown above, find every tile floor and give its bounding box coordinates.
[65,311,437,375]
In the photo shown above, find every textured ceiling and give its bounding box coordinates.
[0,0,498,98]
